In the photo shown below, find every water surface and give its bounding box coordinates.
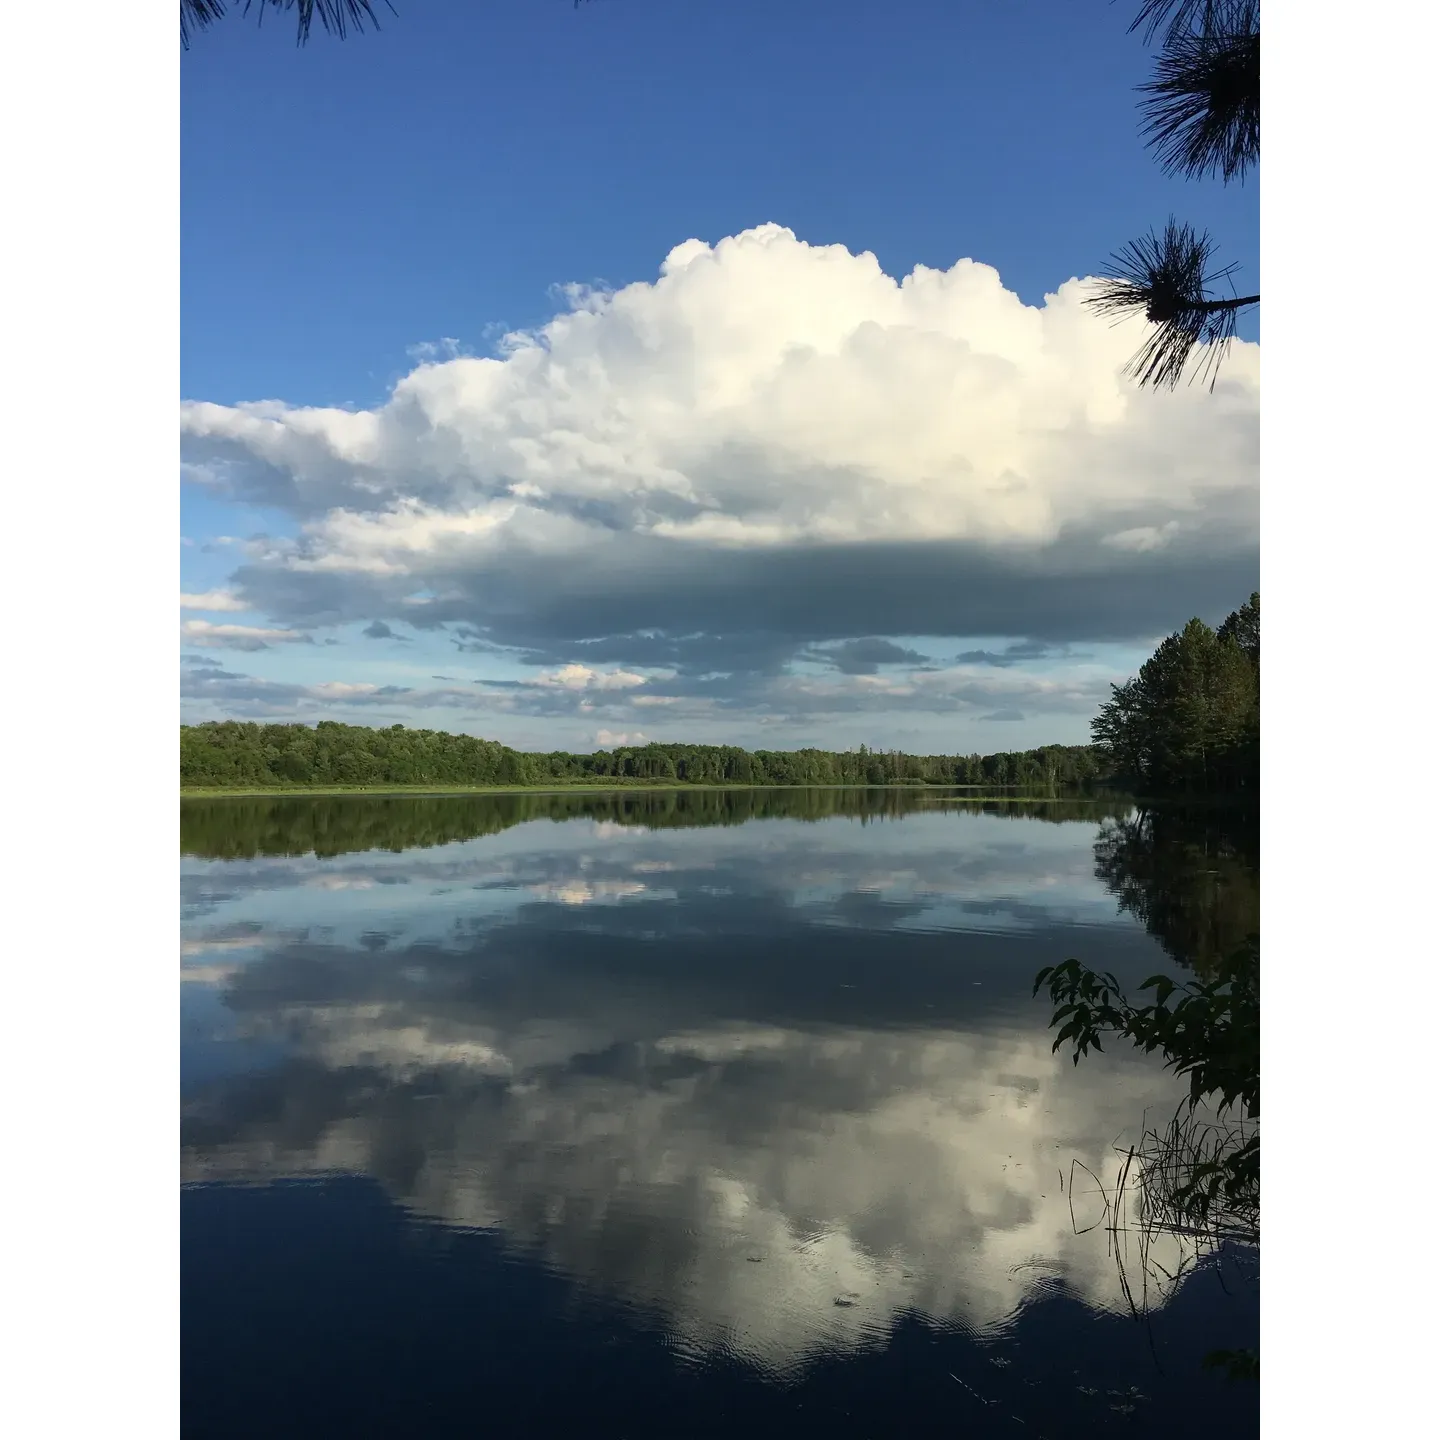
[181,789,1258,1438]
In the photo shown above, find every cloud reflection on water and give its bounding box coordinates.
[181,802,1208,1376]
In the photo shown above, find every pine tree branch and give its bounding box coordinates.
[181,0,227,49]
[1127,0,1220,45]
[1085,219,1257,390]
[1193,294,1260,312]
[182,0,396,50]
[1139,1,1259,183]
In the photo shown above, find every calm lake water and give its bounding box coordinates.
[181,789,1259,1439]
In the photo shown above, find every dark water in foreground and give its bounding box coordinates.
[181,789,1258,1438]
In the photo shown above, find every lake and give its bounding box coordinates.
[181,789,1259,1438]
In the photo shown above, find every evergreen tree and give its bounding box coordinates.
[1090,592,1259,794]
[1218,591,1260,666]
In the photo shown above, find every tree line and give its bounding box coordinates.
[1090,592,1258,795]
[180,721,1105,792]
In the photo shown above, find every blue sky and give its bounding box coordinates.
[180,0,1259,753]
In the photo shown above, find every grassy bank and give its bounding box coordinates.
[182,781,771,799]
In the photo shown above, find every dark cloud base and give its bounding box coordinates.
[233,532,1259,677]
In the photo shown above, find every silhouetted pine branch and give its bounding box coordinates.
[181,0,395,50]
[1127,0,1221,44]
[1097,3,1260,389]
[1140,0,1259,181]
[1086,220,1258,389]
[180,0,227,48]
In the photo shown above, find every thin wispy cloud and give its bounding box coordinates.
[180,589,247,612]
[181,619,315,653]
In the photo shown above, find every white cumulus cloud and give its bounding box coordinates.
[183,224,1255,565]
[179,225,1258,740]
[595,729,649,748]
[537,663,651,692]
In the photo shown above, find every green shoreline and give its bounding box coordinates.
[180,782,1094,800]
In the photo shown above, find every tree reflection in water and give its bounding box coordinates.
[180,787,1134,860]
[1093,805,1258,977]
[1040,803,1258,1369]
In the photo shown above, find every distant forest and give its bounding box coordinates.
[180,724,1103,791]
[1091,592,1259,796]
